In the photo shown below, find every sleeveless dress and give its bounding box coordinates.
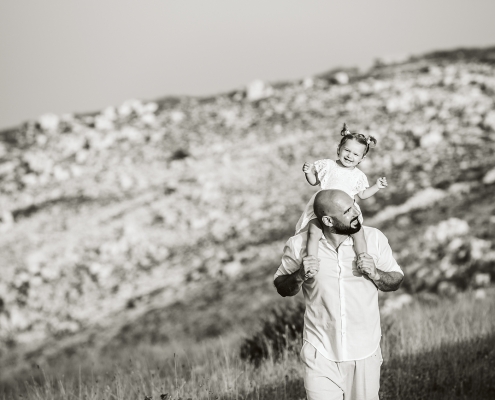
[295,159,369,234]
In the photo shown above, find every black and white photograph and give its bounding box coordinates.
[1,1,495,399]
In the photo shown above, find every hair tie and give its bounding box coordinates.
[341,122,351,136]
[366,135,377,149]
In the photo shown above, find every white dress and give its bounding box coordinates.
[295,159,369,234]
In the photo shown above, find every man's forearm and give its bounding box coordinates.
[371,270,403,292]
[274,270,305,297]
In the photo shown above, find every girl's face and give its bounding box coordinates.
[338,139,367,168]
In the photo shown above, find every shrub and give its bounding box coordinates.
[239,301,305,365]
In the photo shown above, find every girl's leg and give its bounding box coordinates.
[307,218,323,257]
[351,228,367,259]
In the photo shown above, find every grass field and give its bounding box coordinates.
[2,288,494,400]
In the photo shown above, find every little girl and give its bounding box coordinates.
[297,123,388,261]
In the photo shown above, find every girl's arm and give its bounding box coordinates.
[357,177,388,200]
[302,162,320,186]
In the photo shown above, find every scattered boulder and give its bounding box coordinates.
[38,113,60,133]
[331,71,349,85]
[247,79,273,102]
[483,167,495,184]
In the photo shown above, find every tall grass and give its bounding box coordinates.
[1,289,494,400]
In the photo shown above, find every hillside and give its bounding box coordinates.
[1,46,495,377]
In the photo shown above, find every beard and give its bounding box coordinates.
[332,216,362,235]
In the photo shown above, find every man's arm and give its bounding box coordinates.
[274,269,305,297]
[357,253,403,292]
[274,256,320,297]
[369,270,403,292]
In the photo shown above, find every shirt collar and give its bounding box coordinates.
[319,234,354,249]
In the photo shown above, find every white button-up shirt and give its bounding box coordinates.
[274,226,403,362]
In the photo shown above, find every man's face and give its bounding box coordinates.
[332,214,362,235]
[327,197,362,235]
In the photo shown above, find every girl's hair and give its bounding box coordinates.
[337,123,377,156]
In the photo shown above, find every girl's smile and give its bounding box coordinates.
[337,139,367,168]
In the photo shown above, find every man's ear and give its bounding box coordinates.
[321,216,333,227]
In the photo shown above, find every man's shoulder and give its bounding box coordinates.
[285,231,308,250]
[363,226,388,242]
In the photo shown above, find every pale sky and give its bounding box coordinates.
[1,0,494,129]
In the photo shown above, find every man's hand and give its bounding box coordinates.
[376,177,388,189]
[274,256,320,297]
[357,253,404,292]
[299,255,320,281]
[357,253,379,281]
[302,162,314,174]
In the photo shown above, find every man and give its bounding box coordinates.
[274,189,403,400]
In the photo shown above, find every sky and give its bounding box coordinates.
[1,0,494,129]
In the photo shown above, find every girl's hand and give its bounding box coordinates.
[302,162,314,174]
[376,177,388,189]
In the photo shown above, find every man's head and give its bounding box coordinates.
[313,190,362,235]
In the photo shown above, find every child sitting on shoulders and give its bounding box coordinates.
[297,123,388,264]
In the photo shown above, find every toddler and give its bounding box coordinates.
[297,123,388,262]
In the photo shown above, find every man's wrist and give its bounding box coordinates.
[371,270,381,282]
[297,268,307,283]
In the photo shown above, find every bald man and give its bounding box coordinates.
[274,189,403,400]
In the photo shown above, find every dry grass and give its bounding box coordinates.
[1,289,494,400]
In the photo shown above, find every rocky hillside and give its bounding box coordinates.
[1,46,495,370]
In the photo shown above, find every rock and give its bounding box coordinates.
[420,130,444,147]
[141,113,157,126]
[102,106,117,121]
[474,289,487,299]
[95,115,114,131]
[483,111,495,131]
[119,173,134,190]
[144,102,158,114]
[374,53,410,66]
[424,218,470,244]
[303,77,314,89]
[53,165,70,181]
[474,273,490,287]
[332,72,349,85]
[372,188,447,224]
[223,261,243,278]
[247,80,273,102]
[470,238,491,260]
[38,113,60,132]
[448,182,472,195]
[0,142,7,158]
[483,167,495,184]
[170,110,185,123]
[118,101,133,117]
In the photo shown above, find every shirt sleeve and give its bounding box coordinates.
[273,237,303,281]
[356,171,370,192]
[313,159,329,188]
[375,230,403,275]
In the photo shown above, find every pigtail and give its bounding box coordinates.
[341,123,351,136]
[366,135,377,149]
